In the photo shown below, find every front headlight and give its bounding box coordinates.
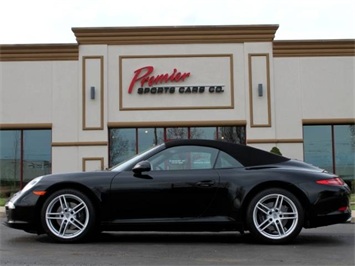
[6,176,45,208]
[21,176,44,194]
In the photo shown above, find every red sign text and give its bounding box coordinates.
[128,66,191,94]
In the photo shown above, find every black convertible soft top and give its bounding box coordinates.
[165,139,290,167]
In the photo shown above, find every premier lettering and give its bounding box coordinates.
[128,66,191,94]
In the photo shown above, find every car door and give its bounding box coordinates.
[109,145,220,222]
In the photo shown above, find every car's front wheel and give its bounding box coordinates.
[41,189,96,243]
[246,188,304,244]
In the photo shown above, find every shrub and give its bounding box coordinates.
[270,146,282,156]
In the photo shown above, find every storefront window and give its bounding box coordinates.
[138,128,164,153]
[0,131,21,194]
[23,130,52,182]
[218,126,246,144]
[166,127,188,140]
[110,128,136,166]
[0,129,51,196]
[303,124,355,183]
[190,127,216,139]
[109,125,246,167]
[334,125,355,180]
[303,125,333,172]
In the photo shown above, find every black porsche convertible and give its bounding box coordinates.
[4,139,351,244]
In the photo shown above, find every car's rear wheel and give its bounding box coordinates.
[41,189,96,243]
[246,188,304,244]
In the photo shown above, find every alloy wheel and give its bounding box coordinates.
[45,193,90,239]
[252,193,299,240]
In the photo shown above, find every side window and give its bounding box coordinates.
[215,151,243,169]
[149,145,219,170]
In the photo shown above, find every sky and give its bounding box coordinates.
[1,0,354,44]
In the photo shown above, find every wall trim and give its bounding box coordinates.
[303,118,355,125]
[108,120,247,128]
[247,138,303,144]
[52,141,108,147]
[248,53,272,127]
[82,56,105,130]
[0,44,78,61]
[82,157,104,171]
[0,123,52,129]
[273,40,355,57]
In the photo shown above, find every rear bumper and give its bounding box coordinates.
[305,210,351,228]
[300,181,351,228]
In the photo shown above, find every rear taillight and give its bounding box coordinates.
[316,177,345,186]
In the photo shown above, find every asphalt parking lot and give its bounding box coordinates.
[0,212,354,266]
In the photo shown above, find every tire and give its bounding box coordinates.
[246,188,304,244]
[41,189,96,243]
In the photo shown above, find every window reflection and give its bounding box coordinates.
[110,129,136,166]
[23,130,52,183]
[0,129,52,195]
[303,125,333,172]
[334,125,355,180]
[138,128,164,153]
[190,127,216,139]
[304,124,355,187]
[0,131,21,193]
[166,127,188,140]
[218,126,246,144]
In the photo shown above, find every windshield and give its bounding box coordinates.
[109,144,164,172]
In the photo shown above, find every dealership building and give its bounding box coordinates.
[0,25,354,192]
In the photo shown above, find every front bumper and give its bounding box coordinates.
[3,191,43,234]
[4,203,40,233]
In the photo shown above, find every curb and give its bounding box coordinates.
[0,206,354,222]
[1,206,5,218]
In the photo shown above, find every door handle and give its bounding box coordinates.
[195,180,215,187]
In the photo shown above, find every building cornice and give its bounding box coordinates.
[273,40,355,57]
[0,44,78,61]
[1,27,354,61]
[72,25,279,45]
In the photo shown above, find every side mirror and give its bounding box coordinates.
[132,161,151,174]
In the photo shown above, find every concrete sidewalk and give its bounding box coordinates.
[0,206,354,222]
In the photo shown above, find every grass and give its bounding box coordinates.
[0,197,7,206]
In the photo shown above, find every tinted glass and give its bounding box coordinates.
[0,130,21,194]
[166,127,187,140]
[0,129,52,193]
[110,128,136,166]
[215,151,243,168]
[109,126,246,166]
[303,125,333,172]
[23,130,52,183]
[218,126,246,144]
[334,125,355,179]
[190,127,216,139]
[138,128,164,153]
